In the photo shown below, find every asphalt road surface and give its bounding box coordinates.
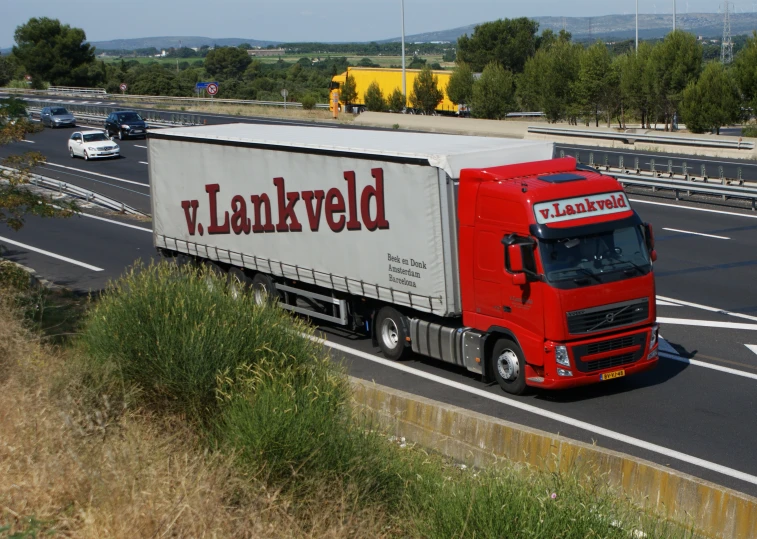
[4,114,757,500]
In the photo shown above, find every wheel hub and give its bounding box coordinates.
[380,318,399,349]
[497,350,520,381]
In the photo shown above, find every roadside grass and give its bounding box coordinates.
[0,270,393,538]
[114,99,351,122]
[75,260,693,538]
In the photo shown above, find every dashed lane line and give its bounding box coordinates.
[0,235,104,271]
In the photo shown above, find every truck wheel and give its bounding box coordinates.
[251,273,277,306]
[490,338,527,396]
[228,267,252,300]
[375,306,409,360]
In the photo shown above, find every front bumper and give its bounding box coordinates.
[90,150,120,158]
[527,325,659,390]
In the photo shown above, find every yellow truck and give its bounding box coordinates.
[329,66,456,115]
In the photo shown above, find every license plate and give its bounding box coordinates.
[600,369,625,381]
[132,130,144,134]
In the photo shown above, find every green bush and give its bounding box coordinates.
[80,261,321,422]
[300,94,317,110]
[742,125,757,138]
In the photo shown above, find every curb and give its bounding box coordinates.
[350,377,757,539]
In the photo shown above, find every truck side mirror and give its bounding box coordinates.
[507,244,524,273]
[650,249,657,262]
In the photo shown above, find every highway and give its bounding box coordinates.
[4,118,757,500]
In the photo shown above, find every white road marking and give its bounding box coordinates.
[658,337,757,381]
[20,139,35,144]
[69,211,151,232]
[44,162,148,187]
[655,299,679,306]
[0,235,104,271]
[134,145,147,149]
[656,295,757,323]
[630,198,757,220]
[658,317,757,331]
[746,344,757,356]
[139,161,149,165]
[661,227,730,240]
[312,335,757,487]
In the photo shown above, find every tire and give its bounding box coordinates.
[375,306,409,360]
[83,151,89,161]
[118,130,124,140]
[69,147,75,158]
[490,338,527,395]
[251,273,277,306]
[228,267,253,300]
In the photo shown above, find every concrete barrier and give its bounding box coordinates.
[350,377,757,538]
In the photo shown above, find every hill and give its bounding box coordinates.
[88,36,279,51]
[383,13,757,43]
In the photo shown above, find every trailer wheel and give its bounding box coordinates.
[228,267,252,300]
[251,273,277,306]
[375,306,409,360]
[490,338,528,395]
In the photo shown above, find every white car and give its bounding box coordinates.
[68,131,120,160]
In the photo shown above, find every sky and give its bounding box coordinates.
[0,0,749,48]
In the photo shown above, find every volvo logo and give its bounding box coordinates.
[605,312,616,323]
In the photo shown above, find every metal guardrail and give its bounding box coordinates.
[26,104,202,129]
[0,165,147,215]
[1,86,329,109]
[47,86,107,96]
[529,125,754,151]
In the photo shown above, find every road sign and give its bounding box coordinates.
[280,89,288,99]
[119,83,128,91]
[206,83,219,96]
[24,74,32,81]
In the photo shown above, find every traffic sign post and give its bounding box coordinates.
[24,74,32,85]
[206,82,219,100]
[119,82,128,95]
[281,88,288,110]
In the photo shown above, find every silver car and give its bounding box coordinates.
[40,106,76,128]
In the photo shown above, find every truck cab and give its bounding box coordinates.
[459,157,659,392]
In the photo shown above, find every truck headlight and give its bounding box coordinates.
[649,324,659,350]
[555,345,570,367]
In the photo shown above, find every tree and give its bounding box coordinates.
[680,62,741,134]
[618,42,654,128]
[517,39,581,123]
[364,81,386,111]
[647,30,702,130]
[456,18,539,73]
[203,47,252,80]
[387,88,406,112]
[340,73,358,107]
[734,31,757,114]
[0,54,19,87]
[446,61,474,106]
[576,42,613,127]
[12,17,97,88]
[409,65,444,114]
[238,43,252,50]
[0,98,75,230]
[471,62,515,119]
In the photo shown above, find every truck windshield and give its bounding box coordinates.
[538,225,651,287]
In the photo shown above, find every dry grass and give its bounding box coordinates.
[0,292,393,539]
[115,98,357,123]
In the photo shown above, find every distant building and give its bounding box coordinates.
[247,48,286,57]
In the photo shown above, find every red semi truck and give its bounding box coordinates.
[148,124,659,395]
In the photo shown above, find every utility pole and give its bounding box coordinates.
[401,0,406,108]
[673,0,677,31]
[636,0,639,52]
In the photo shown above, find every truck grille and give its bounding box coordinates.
[571,332,647,373]
[586,336,635,355]
[584,353,635,372]
[567,298,649,335]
